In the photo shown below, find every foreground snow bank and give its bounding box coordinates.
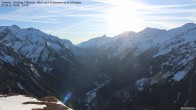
[0,94,45,110]
[0,94,72,110]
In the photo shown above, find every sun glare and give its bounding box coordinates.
[106,1,143,34]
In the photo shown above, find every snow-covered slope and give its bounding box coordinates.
[0,94,46,110]
[77,23,196,110]
[78,23,196,58]
[0,26,77,97]
[0,25,76,73]
[0,23,196,110]
[0,94,72,110]
[0,25,101,110]
[0,25,74,60]
[78,34,112,48]
[0,42,58,99]
[155,23,196,56]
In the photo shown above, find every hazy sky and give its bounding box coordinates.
[0,0,196,44]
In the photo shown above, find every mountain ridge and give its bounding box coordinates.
[0,23,196,110]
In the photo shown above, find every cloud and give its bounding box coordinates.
[0,18,62,23]
[55,19,90,33]
[0,0,110,24]
[1,0,194,24]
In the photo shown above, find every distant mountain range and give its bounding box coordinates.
[0,23,196,110]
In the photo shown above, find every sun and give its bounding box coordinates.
[106,1,142,35]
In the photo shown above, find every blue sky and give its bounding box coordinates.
[0,0,196,44]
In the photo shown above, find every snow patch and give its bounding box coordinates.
[172,71,187,81]
[43,65,53,73]
[0,55,15,65]
[135,78,149,91]
[85,78,110,109]
[0,95,46,110]
[17,82,24,90]
[86,80,109,104]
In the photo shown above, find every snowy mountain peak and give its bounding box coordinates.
[78,35,111,48]
[143,27,154,30]
[140,27,166,34]
[115,31,136,38]
[182,22,196,28]
[102,34,107,37]
[11,24,20,30]
[0,25,76,64]
[166,23,196,38]
[0,25,74,48]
